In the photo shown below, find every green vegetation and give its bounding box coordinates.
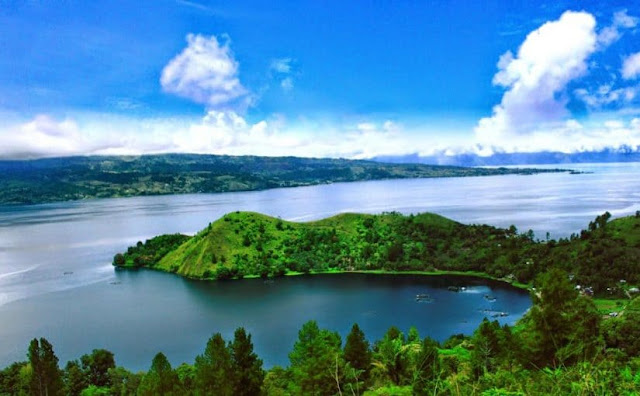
[4,272,640,395]
[116,210,640,297]
[0,154,567,205]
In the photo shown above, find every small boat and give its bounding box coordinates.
[484,294,497,302]
[415,293,433,302]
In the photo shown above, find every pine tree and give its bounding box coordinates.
[138,352,179,396]
[194,333,233,396]
[289,321,343,395]
[344,323,371,381]
[230,327,264,396]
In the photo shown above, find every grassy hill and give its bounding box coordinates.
[115,210,640,295]
[0,154,568,204]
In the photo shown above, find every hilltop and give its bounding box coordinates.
[0,154,567,204]
[115,210,640,296]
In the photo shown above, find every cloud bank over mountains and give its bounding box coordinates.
[2,9,640,162]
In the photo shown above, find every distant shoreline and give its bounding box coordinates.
[0,153,570,205]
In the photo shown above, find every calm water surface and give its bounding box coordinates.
[0,162,638,369]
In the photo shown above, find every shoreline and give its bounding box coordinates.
[123,265,531,291]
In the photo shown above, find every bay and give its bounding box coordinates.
[0,162,638,369]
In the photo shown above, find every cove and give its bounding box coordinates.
[0,270,530,370]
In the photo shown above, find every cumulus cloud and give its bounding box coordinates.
[160,34,249,109]
[0,113,425,159]
[622,52,640,80]
[0,115,88,158]
[475,11,598,146]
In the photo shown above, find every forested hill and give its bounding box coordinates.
[0,154,567,204]
[115,211,640,296]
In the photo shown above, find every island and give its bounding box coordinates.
[114,210,640,297]
[0,154,569,205]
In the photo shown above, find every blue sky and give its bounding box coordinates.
[1,0,640,159]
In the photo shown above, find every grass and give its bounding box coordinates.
[594,298,629,314]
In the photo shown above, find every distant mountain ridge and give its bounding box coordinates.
[0,154,566,205]
[373,147,640,166]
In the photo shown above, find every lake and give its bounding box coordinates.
[0,162,638,369]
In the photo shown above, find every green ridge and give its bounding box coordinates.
[115,211,640,296]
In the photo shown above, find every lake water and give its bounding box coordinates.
[0,162,638,370]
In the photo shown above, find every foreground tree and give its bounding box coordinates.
[527,268,601,368]
[28,338,63,396]
[344,323,372,382]
[63,360,85,396]
[80,349,115,388]
[229,327,264,396]
[372,327,410,385]
[412,337,441,395]
[289,320,343,395]
[137,352,179,396]
[194,333,233,396]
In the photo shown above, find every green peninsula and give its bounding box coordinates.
[114,210,640,296]
[0,154,568,204]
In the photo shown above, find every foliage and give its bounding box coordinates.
[120,211,640,298]
[80,349,115,388]
[288,320,343,395]
[229,327,264,396]
[113,234,190,269]
[28,337,63,396]
[194,333,234,396]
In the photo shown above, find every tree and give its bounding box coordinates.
[112,253,125,266]
[372,327,410,385]
[137,352,179,396]
[107,366,141,396]
[194,333,233,396]
[229,327,264,396]
[80,349,115,388]
[603,296,640,356]
[0,361,29,395]
[527,268,601,368]
[64,360,86,396]
[413,337,441,395]
[344,323,371,381]
[470,319,502,377]
[289,320,344,395]
[28,337,63,396]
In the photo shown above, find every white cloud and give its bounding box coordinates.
[160,34,249,109]
[280,77,294,91]
[270,58,293,74]
[622,52,640,80]
[270,58,296,92]
[476,11,598,145]
[597,10,638,47]
[0,115,116,159]
[575,85,638,108]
